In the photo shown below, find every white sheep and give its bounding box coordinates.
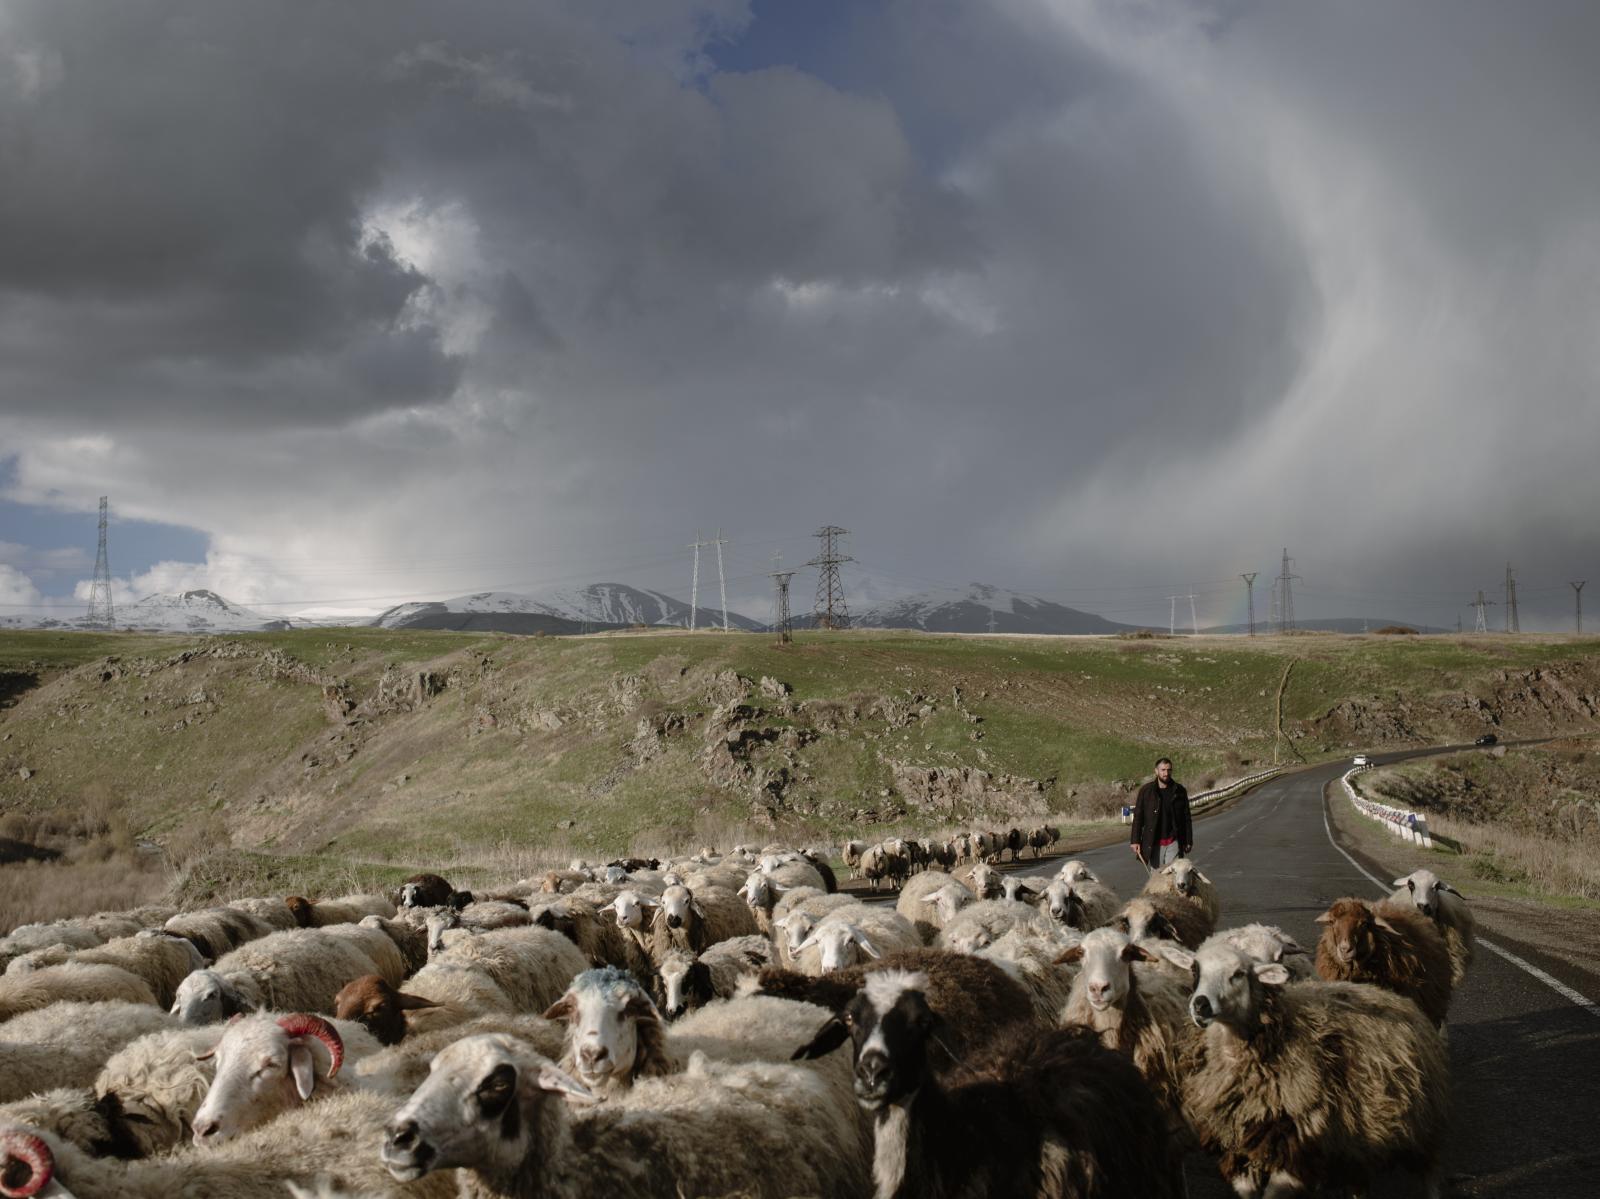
[285,892,398,929]
[0,961,157,1022]
[935,899,1056,955]
[0,1001,173,1104]
[794,905,920,974]
[1040,877,1120,932]
[1209,923,1316,981]
[1140,857,1222,928]
[1389,869,1475,986]
[432,925,589,1013]
[975,926,1080,1023]
[379,1034,867,1199]
[1054,858,1100,883]
[3,930,205,1010]
[652,936,773,1019]
[171,926,405,1023]
[894,869,958,942]
[163,906,275,960]
[645,883,759,963]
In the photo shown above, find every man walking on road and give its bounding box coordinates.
[1131,756,1192,872]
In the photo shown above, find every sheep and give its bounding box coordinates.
[1056,928,1199,1137]
[226,896,300,932]
[355,914,429,975]
[794,906,921,974]
[528,894,653,980]
[1314,897,1454,1027]
[858,843,891,890]
[1111,893,1214,950]
[1390,869,1476,986]
[55,931,206,1009]
[1001,826,1026,861]
[541,966,676,1095]
[841,839,867,879]
[171,925,406,1024]
[976,926,1081,1024]
[1027,824,1060,857]
[394,872,458,909]
[0,1087,138,1161]
[285,892,397,928]
[163,906,275,960]
[189,1012,382,1144]
[791,970,1184,1199]
[1000,873,1051,904]
[2,1091,460,1199]
[380,961,519,1034]
[651,936,773,1019]
[1163,939,1450,1198]
[94,1023,228,1156]
[645,883,758,963]
[957,860,1004,899]
[380,1034,867,1199]
[0,1002,173,1104]
[431,925,589,1013]
[916,881,976,940]
[355,1012,566,1097]
[0,923,106,973]
[759,855,827,894]
[1140,856,1222,928]
[756,947,1038,1068]
[894,870,957,942]
[770,893,856,967]
[1211,923,1316,981]
[935,898,1055,955]
[1040,877,1121,932]
[335,975,448,1046]
[0,962,157,1022]
[1055,858,1099,883]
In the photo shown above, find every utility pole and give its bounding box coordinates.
[987,606,997,635]
[1471,590,1494,633]
[1456,613,1463,634]
[1504,563,1520,633]
[687,532,708,632]
[1572,581,1586,634]
[86,496,116,629]
[1167,595,1179,636]
[768,561,796,645]
[1275,548,1300,633]
[1241,573,1258,636]
[806,526,853,630]
[712,529,729,633]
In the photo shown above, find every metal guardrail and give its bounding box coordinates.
[1120,766,1284,823]
[1339,765,1433,848]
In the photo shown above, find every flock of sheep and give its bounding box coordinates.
[0,834,1475,1198]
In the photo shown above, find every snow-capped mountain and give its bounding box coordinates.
[119,590,286,632]
[852,583,1132,635]
[373,583,764,634]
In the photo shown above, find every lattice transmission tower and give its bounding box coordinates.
[85,496,116,629]
[769,559,796,645]
[1504,563,1520,633]
[1241,573,1258,636]
[1471,590,1494,633]
[806,526,853,630]
[1275,548,1300,632]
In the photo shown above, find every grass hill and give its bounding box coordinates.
[2,627,1598,915]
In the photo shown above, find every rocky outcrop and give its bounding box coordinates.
[886,760,1050,819]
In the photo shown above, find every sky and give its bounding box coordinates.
[2,0,1598,631]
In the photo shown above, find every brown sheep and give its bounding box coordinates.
[1314,897,1453,1027]
[332,975,441,1046]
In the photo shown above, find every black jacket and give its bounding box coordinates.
[1130,778,1192,860]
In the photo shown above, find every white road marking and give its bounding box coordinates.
[1321,778,1600,1021]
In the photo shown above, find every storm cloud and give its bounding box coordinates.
[2,0,1597,629]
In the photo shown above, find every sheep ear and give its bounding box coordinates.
[1053,945,1084,965]
[289,1044,317,1101]
[542,994,575,1023]
[920,894,941,906]
[1314,911,1335,925]
[1253,962,1291,987]
[1279,937,1308,957]
[794,934,819,954]
[1194,869,1211,884]
[397,992,441,1011]
[536,1062,597,1104]
[1159,863,1175,874]
[1392,876,1410,888]
[1121,943,1154,963]
[852,930,882,959]
[1159,946,1195,971]
[692,900,707,920]
[193,1047,217,1062]
[792,1016,850,1060]
[1371,914,1401,936]
[1439,882,1465,897]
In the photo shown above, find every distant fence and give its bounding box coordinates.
[1121,767,1284,823]
[1340,765,1433,848]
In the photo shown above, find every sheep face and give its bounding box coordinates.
[1392,870,1458,919]
[190,1014,344,1144]
[1113,899,1179,945]
[1056,860,1097,884]
[424,911,463,957]
[1160,859,1209,898]
[604,889,651,931]
[1315,898,1394,968]
[1055,929,1150,1012]
[658,885,701,932]
[1000,877,1037,904]
[968,863,1003,900]
[1042,881,1087,928]
[794,970,934,1110]
[543,968,660,1088]
[739,872,778,914]
[799,921,879,971]
[170,969,255,1024]
[1162,942,1289,1031]
[334,974,438,1046]
[383,1035,591,1184]
[776,912,817,958]
[654,951,713,1020]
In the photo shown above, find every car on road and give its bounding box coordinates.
[1475,733,1498,747]
[1352,753,1371,767]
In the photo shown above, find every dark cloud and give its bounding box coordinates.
[0,0,1596,630]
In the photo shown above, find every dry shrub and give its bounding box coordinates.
[1425,810,1600,901]
[1071,781,1132,820]
[0,854,169,931]
[1373,625,1419,635]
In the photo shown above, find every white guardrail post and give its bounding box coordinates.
[1339,765,1432,849]
[1187,766,1285,814]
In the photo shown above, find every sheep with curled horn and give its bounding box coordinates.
[380,1032,867,1199]
[1139,856,1222,927]
[1388,869,1475,985]
[1313,897,1453,1028]
[792,970,1184,1199]
[1163,939,1451,1199]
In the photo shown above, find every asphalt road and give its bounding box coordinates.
[990,751,1600,1197]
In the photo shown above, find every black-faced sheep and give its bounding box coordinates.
[1314,897,1453,1027]
[1163,939,1451,1198]
[792,970,1184,1199]
[1389,869,1475,986]
[651,936,772,1020]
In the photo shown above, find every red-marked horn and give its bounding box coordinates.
[277,1014,344,1077]
[0,1128,55,1198]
